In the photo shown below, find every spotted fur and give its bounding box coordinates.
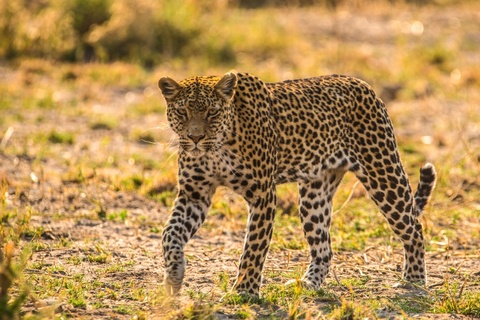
[158,72,436,296]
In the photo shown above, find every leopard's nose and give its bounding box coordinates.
[187,134,205,144]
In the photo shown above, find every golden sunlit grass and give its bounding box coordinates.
[0,0,479,319]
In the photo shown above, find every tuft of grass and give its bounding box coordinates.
[47,130,75,145]
[150,190,176,207]
[107,209,128,223]
[180,301,218,320]
[89,118,118,130]
[85,243,111,264]
[340,276,370,289]
[217,271,230,293]
[329,298,376,320]
[389,294,429,314]
[221,292,263,306]
[234,305,256,319]
[87,254,109,264]
[124,175,144,190]
[430,277,480,317]
[114,304,134,315]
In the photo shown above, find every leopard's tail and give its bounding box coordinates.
[414,163,437,217]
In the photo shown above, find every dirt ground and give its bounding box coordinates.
[2,149,478,319]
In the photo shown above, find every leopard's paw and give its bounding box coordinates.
[284,279,318,291]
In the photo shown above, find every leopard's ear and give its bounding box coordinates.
[214,72,237,102]
[158,77,182,101]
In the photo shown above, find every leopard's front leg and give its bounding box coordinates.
[162,185,214,296]
[233,188,276,296]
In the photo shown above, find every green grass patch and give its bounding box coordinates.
[430,278,480,317]
[89,117,118,130]
[329,298,376,320]
[47,130,75,145]
[107,209,128,223]
[87,253,109,264]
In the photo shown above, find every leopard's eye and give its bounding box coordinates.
[207,108,219,117]
[176,107,187,116]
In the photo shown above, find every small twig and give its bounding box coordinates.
[24,269,73,279]
[1,126,14,149]
[332,267,348,291]
[428,281,445,289]
[333,180,360,216]
[457,272,471,300]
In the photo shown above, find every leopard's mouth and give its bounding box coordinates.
[179,143,206,157]
[179,137,219,157]
[188,148,205,157]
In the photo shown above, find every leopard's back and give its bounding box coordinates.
[264,75,390,184]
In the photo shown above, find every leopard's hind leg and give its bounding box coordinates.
[352,151,435,285]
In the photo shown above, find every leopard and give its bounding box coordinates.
[158,72,437,297]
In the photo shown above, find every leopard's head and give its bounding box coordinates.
[158,73,237,157]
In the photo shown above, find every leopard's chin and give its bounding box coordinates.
[184,144,220,157]
[187,148,205,157]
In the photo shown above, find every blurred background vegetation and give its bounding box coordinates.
[0,0,474,68]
